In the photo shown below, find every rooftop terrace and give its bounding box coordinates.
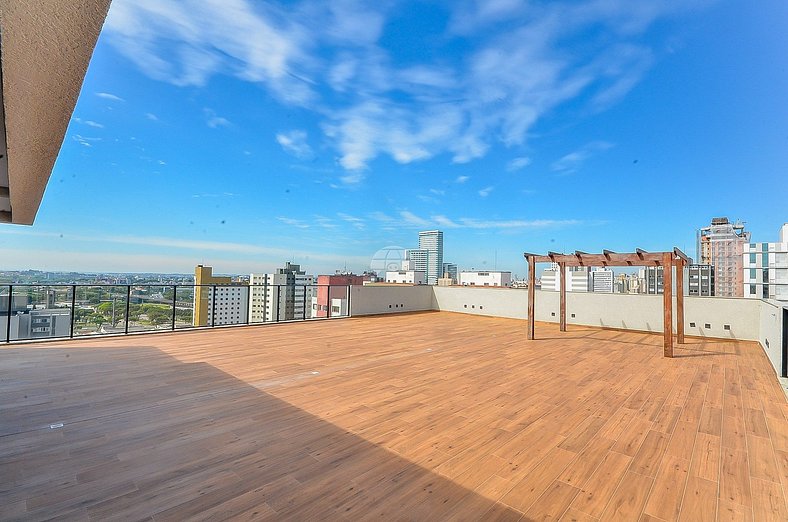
[2,312,787,520]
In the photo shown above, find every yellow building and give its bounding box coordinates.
[193,265,232,326]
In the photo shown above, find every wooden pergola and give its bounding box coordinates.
[523,248,690,357]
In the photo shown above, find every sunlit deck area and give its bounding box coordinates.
[2,312,787,520]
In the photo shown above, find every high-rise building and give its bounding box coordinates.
[442,263,458,284]
[194,265,248,326]
[589,268,614,293]
[418,230,444,285]
[406,249,428,280]
[249,262,314,322]
[540,264,590,292]
[697,217,750,297]
[743,224,788,301]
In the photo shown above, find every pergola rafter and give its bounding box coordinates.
[524,248,689,357]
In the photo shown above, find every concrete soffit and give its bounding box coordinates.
[0,1,112,225]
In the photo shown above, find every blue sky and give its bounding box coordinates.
[3,0,787,277]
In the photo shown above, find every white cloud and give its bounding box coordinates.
[276,130,313,158]
[551,141,614,173]
[399,211,430,227]
[455,175,470,184]
[145,112,159,121]
[507,157,532,171]
[478,186,494,197]
[277,217,309,228]
[96,92,125,102]
[103,0,704,174]
[204,108,231,128]
[75,119,104,129]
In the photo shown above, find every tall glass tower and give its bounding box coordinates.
[418,230,444,285]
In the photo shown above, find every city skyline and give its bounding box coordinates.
[1,1,787,275]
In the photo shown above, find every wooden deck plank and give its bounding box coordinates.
[0,312,785,520]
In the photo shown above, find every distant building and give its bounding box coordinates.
[697,217,750,297]
[249,262,314,322]
[0,308,71,340]
[615,273,642,294]
[442,263,458,284]
[385,269,426,285]
[641,266,664,295]
[406,249,428,280]
[194,265,248,326]
[418,230,444,285]
[687,264,715,297]
[743,224,788,301]
[459,270,512,287]
[589,268,614,293]
[540,264,590,292]
[311,273,373,318]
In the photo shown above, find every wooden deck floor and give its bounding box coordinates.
[1,312,787,521]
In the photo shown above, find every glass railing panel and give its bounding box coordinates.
[73,285,129,337]
[174,286,195,329]
[127,285,175,333]
[2,285,74,341]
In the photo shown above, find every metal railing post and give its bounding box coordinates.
[246,285,250,324]
[124,285,131,334]
[6,285,12,343]
[303,284,307,321]
[347,285,351,317]
[327,284,331,317]
[70,284,76,338]
[276,285,280,323]
[211,285,217,327]
[171,285,177,331]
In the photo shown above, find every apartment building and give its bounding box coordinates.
[744,224,788,301]
[193,265,248,326]
[697,217,750,297]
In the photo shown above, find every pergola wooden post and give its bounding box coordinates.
[675,249,685,345]
[524,248,688,358]
[662,252,673,357]
[527,255,535,340]
[559,262,567,331]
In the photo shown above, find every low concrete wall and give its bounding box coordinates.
[759,300,786,376]
[349,285,433,316]
[431,286,528,319]
[351,284,786,376]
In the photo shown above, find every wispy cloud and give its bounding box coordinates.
[73,134,102,147]
[103,0,701,176]
[74,117,104,129]
[383,211,583,231]
[276,217,310,228]
[96,92,125,102]
[145,112,159,121]
[276,130,313,158]
[507,156,532,171]
[203,108,231,129]
[456,175,470,184]
[478,186,494,197]
[551,141,614,174]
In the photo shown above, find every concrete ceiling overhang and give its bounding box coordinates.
[0,1,111,225]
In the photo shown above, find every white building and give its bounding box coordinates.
[385,270,426,284]
[205,285,248,326]
[590,268,614,293]
[418,230,444,285]
[249,262,314,322]
[459,270,512,287]
[540,264,590,292]
[743,224,788,301]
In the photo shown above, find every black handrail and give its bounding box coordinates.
[1,283,351,344]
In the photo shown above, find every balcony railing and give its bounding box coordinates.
[1,284,351,343]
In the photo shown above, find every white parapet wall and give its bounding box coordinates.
[361,284,786,377]
[349,284,434,316]
[760,300,786,374]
